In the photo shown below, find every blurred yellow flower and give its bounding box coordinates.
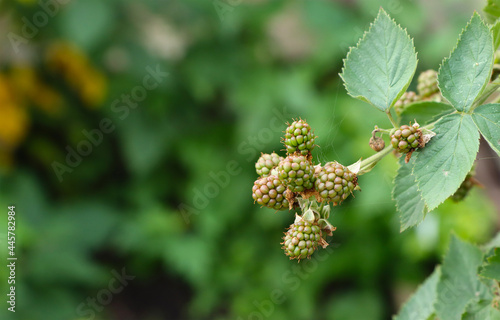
[80,69,107,107]
[0,102,29,150]
[0,75,30,167]
[0,74,19,105]
[46,42,107,108]
[9,66,63,114]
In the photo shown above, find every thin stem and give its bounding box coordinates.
[471,81,500,111]
[357,145,393,176]
[372,126,392,137]
[349,107,449,177]
[386,111,398,128]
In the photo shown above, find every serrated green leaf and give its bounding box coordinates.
[491,20,500,50]
[399,101,455,126]
[437,13,494,112]
[393,267,440,320]
[472,103,500,156]
[462,300,500,320]
[480,248,500,281]
[435,235,487,320]
[484,0,500,24]
[414,114,479,210]
[393,157,428,232]
[340,8,417,112]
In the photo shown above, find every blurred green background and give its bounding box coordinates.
[0,0,499,319]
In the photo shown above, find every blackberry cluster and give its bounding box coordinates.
[394,70,442,117]
[450,177,474,202]
[252,119,359,261]
[252,176,290,210]
[417,69,439,98]
[281,219,322,261]
[492,51,500,81]
[277,154,315,193]
[255,152,283,177]
[252,124,317,213]
[394,91,419,116]
[450,170,480,202]
[315,162,359,205]
[252,119,319,211]
[283,119,316,156]
[390,123,422,154]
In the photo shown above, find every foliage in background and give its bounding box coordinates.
[0,0,497,320]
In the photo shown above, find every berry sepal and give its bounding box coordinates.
[318,218,336,237]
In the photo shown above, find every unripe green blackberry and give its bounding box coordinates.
[450,172,479,202]
[492,51,500,81]
[278,155,315,192]
[394,91,419,116]
[255,152,283,177]
[283,119,316,156]
[390,123,422,154]
[315,162,358,205]
[417,70,439,98]
[252,176,290,210]
[450,177,473,202]
[281,220,322,261]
